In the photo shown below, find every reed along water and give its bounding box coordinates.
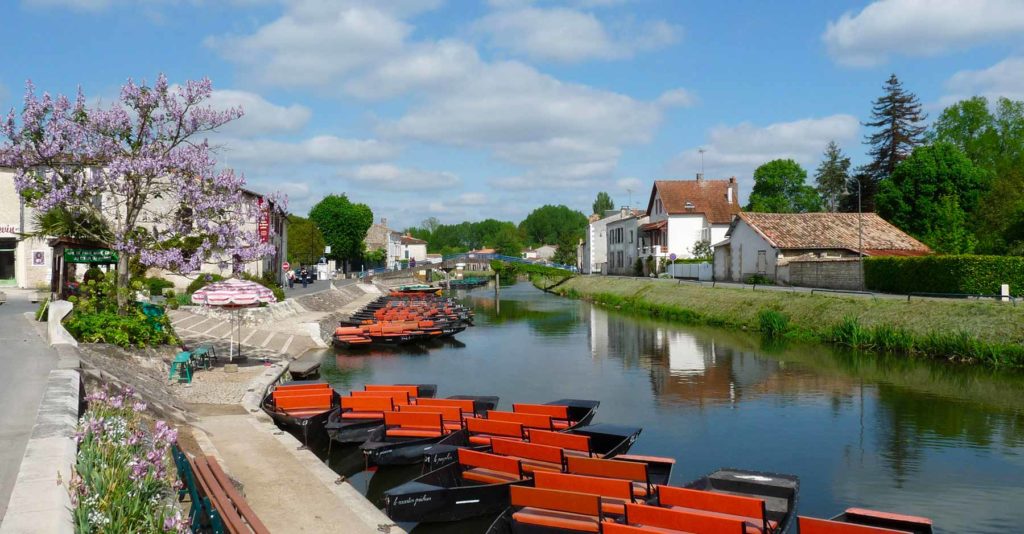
[311,282,1024,533]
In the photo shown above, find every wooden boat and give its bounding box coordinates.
[260,381,339,444]
[676,469,799,534]
[324,384,437,444]
[799,508,933,534]
[385,443,674,524]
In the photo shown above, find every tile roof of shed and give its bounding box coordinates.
[735,212,931,255]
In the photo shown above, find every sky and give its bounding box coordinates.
[2,0,1023,229]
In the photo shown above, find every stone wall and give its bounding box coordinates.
[784,258,863,290]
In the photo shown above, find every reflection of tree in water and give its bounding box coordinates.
[468,293,582,336]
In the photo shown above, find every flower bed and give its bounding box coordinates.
[68,386,188,533]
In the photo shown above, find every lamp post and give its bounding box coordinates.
[848,178,864,290]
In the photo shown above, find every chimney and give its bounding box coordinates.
[620,206,628,218]
[727,177,735,204]
[696,172,704,182]
[381,217,388,227]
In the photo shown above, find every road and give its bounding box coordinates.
[281,275,357,299]
[0,290,58,522]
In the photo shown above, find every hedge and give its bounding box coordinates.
[864,255,1024,296]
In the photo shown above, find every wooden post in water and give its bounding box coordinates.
[495,272,500,296]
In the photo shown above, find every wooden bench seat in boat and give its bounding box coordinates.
[491,438,566,473]
[383,411,447,438]
[340,396,395,419]
[567,456,652,499]
[656,486,774,534]
[272,390,333,418]
[417,397,480,417]
[350,389,411,405]
[533,471,634,516]
[528,429,593,457]
[398,404,465,432]
[458,448,525,485]
[513,403,572,430]
[365,384,421,397]
[622,503,747,534]
[798,517,909,534]
[487,410,555,431]
[510,486,604,533]
[272,382,332,393]
[466,417,525,445]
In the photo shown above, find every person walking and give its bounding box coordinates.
[287,269,295,289]
[300,266,309,288]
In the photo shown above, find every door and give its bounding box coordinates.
[0,239,16,286]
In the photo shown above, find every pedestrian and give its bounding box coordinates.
[300,266,309,288]
[287,269,295,289]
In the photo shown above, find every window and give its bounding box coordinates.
[404,250,409,259]
[629,230,633,243]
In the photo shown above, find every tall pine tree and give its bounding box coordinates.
[814,141,851,212]
[854,74,927,212]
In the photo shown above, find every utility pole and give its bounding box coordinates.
[698,148,706,175]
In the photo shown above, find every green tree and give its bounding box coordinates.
[552,234,579,267]
[519,205,588,246]
[858,73,927,211]
[932,96,998,169]
[308,194,373,272]
[746,159,822,213]
[492,226,523,257]
[876,143,989,254]
[815,141,851,212]
[690,240,712,261]
[592,192,614,215]
[286,215,326,265]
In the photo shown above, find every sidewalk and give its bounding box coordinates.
[0,290,59,523]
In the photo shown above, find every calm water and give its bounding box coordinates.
[311,282,1024,533]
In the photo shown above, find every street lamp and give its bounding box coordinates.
[846,178,864,290]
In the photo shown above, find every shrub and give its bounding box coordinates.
[745,274,774,285]
[65,310,178,348]
[632,258,644,277]
[240,271,286,302]
[828,316,873,349]
[185,273,225,294]
[69,385,188,533]
[758,309,789,338]
[864,255,1024,296]
[135,277,175,297]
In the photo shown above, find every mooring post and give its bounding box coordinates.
[495,272,500,296]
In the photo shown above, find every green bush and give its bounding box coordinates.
[134,277,175,297]
[864,255,1024,296]
[65,310,177,348]
[745,274,774,285]
[632,258,644,277]
[758,309,789,338]
[186,273,225,294]
[240,271,286,302]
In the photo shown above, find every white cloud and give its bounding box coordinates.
[344,40,480,100]
[23,0,112,10]
[218,136,398,167]
[456,192,489,206]
[473,6,679,63]
[942,56,1024,103]
[616,177,643,192]
[347,163,459,190]
[206,89,311,136]
[668,115,860,202]
[823,0,1024,67]
[656,88,697,108]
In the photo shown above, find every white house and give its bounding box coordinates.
[640,175,740,269]
[606,209,647,276]
[534,244,557,261]
[713,212,931,288]
[399,235,428,265]
[581,209,641,274]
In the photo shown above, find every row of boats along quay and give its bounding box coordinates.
[253,279,1024,534]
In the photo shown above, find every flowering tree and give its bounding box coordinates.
[1,75,282,309]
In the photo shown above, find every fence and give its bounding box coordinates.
[665,262,712,281]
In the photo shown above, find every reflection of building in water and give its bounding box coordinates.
[588,305,780,406]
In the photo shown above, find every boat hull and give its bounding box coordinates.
[384,463,529,523]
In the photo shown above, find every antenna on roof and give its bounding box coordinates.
[698,148,706,175]
[626,188,633,208]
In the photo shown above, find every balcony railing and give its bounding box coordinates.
[640,245,669,257]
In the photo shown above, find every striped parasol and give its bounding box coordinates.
[191,278,277,307]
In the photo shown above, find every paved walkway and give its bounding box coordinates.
[197,414,398,533]
[0,290,59,523]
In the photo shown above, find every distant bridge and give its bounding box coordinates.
[364,252,576,280]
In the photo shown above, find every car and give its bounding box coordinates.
[0,290,6,305]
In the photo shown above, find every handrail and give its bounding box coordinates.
[906,292,1017,304]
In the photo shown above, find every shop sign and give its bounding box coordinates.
[0,224,17,235]
[64,248,118,264]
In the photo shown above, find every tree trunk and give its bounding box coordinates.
[116,253,130,312]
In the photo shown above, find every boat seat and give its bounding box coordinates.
[468,434,523,446]
[552,420,570,430]
[283,408,331,418]
[632,482,650,498]
[657,486,773,534]
[340,411,385,419]
[798,517,907,534]
[518,458,563,474]
[443,422,463,432]
[462,467,521,484]
[512,508,601,533]
[385,428,443,438]
[666,506,777,534]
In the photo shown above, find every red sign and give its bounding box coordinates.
[258,202,270,243]
[282,262,290,271]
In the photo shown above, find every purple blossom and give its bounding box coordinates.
[132,401,147,412]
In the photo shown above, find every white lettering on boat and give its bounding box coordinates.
[455,500,480,505]
[734,475,773,482]
[394,495,432,507]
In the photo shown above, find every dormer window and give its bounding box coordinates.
[684,201,695,210]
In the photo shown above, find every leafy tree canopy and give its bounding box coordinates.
[746,159,822,213]
[876,142,990,254]
[519,205,588,246]
[815,141,851,212]
[286,215,325,266]
[309,194,373,268]
[592,192,614,215]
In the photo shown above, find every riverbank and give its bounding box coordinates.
[549,276,1024,367]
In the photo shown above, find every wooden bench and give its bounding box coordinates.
[533,471,634,516]
[491,438,566,473]
[528,429,593,457]
[173,446,269,534]
[350,389,411,404]
[487,410,555,431]
[272,390,333,417]
[458,448,525,485]
[567,456,653,499]
[340,395,395,419]
[623,503,747,534]
[657,485,774,534]
[466,417,526,446]
[398,404,465,432]
[509,486,604,533]
[799,517,909,534]
[513,403,572,429]
[383,411,446,438]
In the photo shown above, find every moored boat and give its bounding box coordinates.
[324,384,437,444]
[799,508,934,533]
[260,381,339,444]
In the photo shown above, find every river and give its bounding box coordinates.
[312,282,1024,533]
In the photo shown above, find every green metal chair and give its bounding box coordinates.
[169,351,193,383]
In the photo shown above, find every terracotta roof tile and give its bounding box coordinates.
[737,212,931,255]
[647,179,740,224]
[400,235,427,245]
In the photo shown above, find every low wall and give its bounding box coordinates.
[182,298,306,326]
[783,258,863,290]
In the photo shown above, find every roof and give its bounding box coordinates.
[640,219,667,232]
[646,179,740,224]
[733,212,931,256]
[401,235,427,245]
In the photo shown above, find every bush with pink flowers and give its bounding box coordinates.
[68,386,188,533]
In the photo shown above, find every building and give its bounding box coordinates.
[640,175,740,270]
[522,249,539,260]
[534,244,557,261]
[713,212,931,289]
[365,218,403,268]
[581,209,642,274]
[605,209,647,276]
[1,167,287,290]
[399,235,428,265]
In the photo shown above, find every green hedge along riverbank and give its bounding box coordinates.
[550,277,1024,367]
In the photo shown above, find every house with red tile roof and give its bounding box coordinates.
[712,212,931,287]
[641,175,741,265]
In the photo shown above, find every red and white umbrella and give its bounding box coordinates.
[191,278,277,307]
[191,278,277,361]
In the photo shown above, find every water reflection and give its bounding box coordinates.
[312,282,1024,533]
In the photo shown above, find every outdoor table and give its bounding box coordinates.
[169,351,193,383]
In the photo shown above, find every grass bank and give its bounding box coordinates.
[552,276,1024,367]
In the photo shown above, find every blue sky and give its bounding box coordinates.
[2,0,1023,229]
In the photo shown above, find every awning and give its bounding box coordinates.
[640,220,667,232]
